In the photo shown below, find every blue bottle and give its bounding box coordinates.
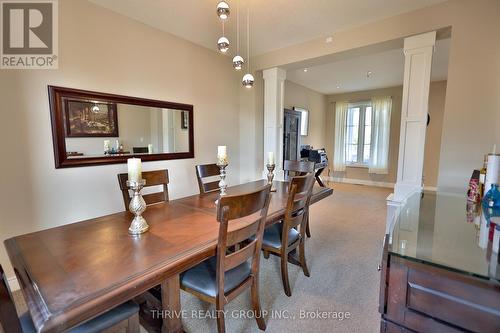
[483,184,500,208]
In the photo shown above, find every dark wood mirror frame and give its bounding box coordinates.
[48,85,194,168]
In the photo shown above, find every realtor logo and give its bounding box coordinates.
[1,0,58,69]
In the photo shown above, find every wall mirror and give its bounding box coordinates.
[49,86,194,168]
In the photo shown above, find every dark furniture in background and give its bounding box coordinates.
[0,265,140,333]
[4,180,332,333]
[195,163,220,194]
[300,146,328,187]
[180,185,272,333]
[261,174,315,296]
[283,109,302,163]
[379,191,500,332]
[49,86,194,168]
[118,169,170,208]
[132,147,149,154]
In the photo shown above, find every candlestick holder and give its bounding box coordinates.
[266,164,277,192]
[126,179,149,235]
[217,162,229,197]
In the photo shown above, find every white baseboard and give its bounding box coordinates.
[328,177,395,189]
[424,186,438,192]
[7,276,20,291]
[327,177,438,192]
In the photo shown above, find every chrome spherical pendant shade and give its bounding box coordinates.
[217,36,229,53]
[216,1,230,20]
[232,55,244,70]
[242,73,254,88]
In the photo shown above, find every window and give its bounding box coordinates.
[345,102,372,165]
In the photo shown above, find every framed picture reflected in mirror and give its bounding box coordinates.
[64,100,118,137]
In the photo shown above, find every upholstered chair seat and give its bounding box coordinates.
[18,301,139,333]
[261,223,300,249]
[180,257,251,298]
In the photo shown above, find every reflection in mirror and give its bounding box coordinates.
[64,101,190,159]
[49,86,194,168]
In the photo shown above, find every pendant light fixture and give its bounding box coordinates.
[217,21,229,53]
[242,6,254,88]
[232,0,244,70]
[216,1,230,20]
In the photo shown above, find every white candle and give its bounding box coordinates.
[115,139,120,150]
[147,144,153,154]
[127,158,142,182]
[103,140,110,153]
[217,146,228,165]
[267,152,275,165]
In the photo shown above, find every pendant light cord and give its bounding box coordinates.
[247,6,250,71]
[236,0,240,53]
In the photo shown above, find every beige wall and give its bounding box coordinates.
[0,0,242,277]
[239,73,265,182]
[326,81,446,187]
[424,81,447,188]
[117,104,151,153]
[284,80,328,149]
[252,0,500,193]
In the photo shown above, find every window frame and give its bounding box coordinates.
[345,101,372,167]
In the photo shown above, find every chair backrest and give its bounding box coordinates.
[283,160,315,181]
[195,163,220,194]
[0,265,23,333]
[215,184,272,298]
[117,169,169,209]
[132,147,148,154]
[282,174,315,242]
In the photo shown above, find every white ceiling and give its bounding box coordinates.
[89,0,446,56]
[287,38,450,94]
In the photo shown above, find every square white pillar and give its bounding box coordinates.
[394,31,436,201]
[263,67,286,180]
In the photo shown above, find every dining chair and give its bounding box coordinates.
[117,169,169,209]
[0,265,140,333]
[180,184,272,333]
[261,174,315,297]
[283,160,315,181]
[195,163,221,194]
[283,160,315,238]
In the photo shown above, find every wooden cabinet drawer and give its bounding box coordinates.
[385,256,500,333]
[406,264,500,332]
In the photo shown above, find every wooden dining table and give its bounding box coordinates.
[4,180,333,333]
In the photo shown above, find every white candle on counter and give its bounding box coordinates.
[127,158,142,182]
[217,146,228,165]
[103,140,110,153]
[147,144,153,154]
[267,152,275,165]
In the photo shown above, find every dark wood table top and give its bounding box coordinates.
[4,180,332,332]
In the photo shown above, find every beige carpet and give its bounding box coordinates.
[5,183,390,333]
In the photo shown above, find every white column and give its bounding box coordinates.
[394,31,436,201]
[263,67,286,180]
